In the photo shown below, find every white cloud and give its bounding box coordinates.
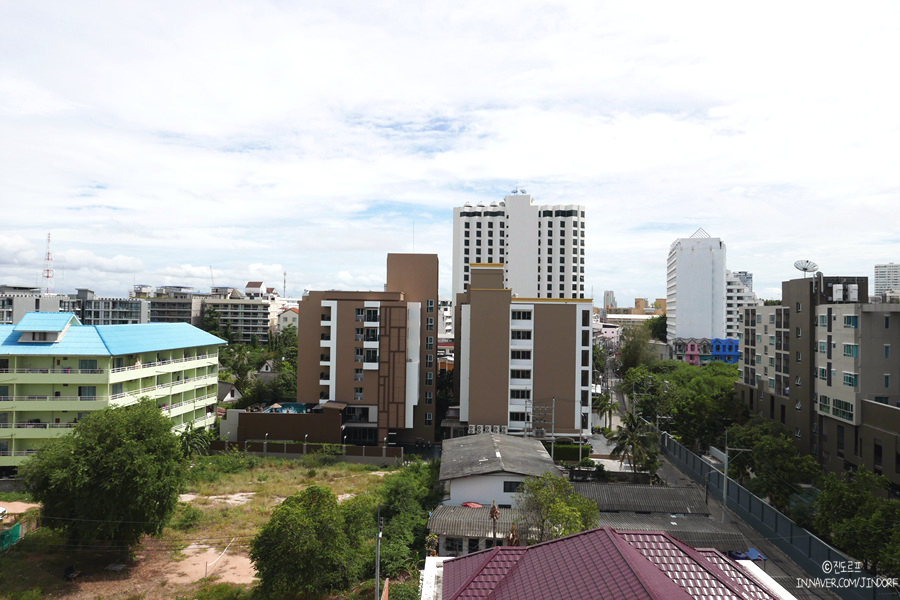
[1,0,899,301]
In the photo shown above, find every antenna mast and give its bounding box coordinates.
[283,270,287,297]
[42,233,55,293]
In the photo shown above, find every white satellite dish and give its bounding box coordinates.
[794,260,819,277]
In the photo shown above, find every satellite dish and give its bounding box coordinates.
[794,260,819,277]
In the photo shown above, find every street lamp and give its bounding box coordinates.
[264,432,269,454]
[721,428,752,523]
[343,434,348,454]
[304,433,308,455]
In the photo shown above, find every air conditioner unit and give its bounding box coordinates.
[535,428,546,437]
[492,425,500,433]
[476,425,484,434]
[500,426,508,434]
[468,425,476,434]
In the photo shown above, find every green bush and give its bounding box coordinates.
[171,503,204,531]
[541,443,593,462]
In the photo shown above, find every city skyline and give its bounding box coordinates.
[3,2,899,302]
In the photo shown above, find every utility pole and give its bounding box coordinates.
[722,428,752,524]
[551,397,556,461]
[375,505,383,599]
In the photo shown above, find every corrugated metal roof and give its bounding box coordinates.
[13,312,80,332]
[0,319,225,356]
[595,513,747,552]
[439,433,558,481]
[428,505,523,539]
[573,482,710,516]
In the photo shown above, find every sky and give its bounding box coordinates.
[2,1,899,304]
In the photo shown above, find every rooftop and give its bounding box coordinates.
[439,433,559,481]
[572,483,709,516]
[440,527,783,600]
[1,314,226,356]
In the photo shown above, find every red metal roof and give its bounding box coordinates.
[442,528,779,600]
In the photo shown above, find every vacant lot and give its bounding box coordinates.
[0,454,395,600]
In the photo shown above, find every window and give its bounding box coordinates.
[425,391,433,404]
[79,359,98,372]
[425,412,433,426]
[833,398,854,421]
[885,374,891,389]
[843,315,859,328]
[426,317,434,331]
[511,330,532,340]
[426,336,434,350]
[427,299,435,313]
[425,372,434,384]
[818,367,827,380]
[426,354,434,367]
[78,385,97,400]
[795,376,802,387]
[843,344,859,358]
[886,315,891,329]
[111,383,123,396]
[364,349,378,363]
[511,310,532,320]
[503,481,522,493]
[796,351,802,363]
[843,372,858,387]
[819,394,831,414]
[819,314,827,327]
[445,538,462,554]
[885,345,891,359]
[769,336,775,346]
[510,389,531,399]
[510,350,532,360]
[509,412,528,422]
[818,341,826,353]
[796,302,802,313]
[0,385,8,397]
[796,327,802,338]
[510,369,532,379]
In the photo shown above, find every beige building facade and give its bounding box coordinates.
[454,265,592,440]
[296,254,438,445]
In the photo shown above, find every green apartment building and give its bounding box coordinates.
[0,312,225,469]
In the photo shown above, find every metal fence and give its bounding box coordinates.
[661,433,897,600]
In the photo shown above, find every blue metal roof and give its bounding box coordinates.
[13,312,80,332]
[0,315,226,356]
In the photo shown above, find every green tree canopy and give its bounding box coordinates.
[646,314,667,342]
[616,324,657,374]
[515,472,599,544]
[725,417,819,511]
[19,398,183,546]
[250,485,363,599]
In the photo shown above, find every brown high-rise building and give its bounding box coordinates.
[296,254,438,445]
[735,273,900,492]
[454,264,593,440]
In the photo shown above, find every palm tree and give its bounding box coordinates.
[610,411,659,481]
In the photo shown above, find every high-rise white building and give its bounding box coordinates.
[452,194,586,300]
[666,229,757,342]
[874,263,900,295]
[666,229,727,341]
[725,271,758,339]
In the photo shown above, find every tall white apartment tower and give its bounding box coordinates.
[452,194,586,300]
[725,270,758,338]
[666,228,727,341]
[874,263,900,295]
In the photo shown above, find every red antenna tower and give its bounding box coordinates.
[42,233,55,293]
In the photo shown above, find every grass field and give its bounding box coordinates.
[0,452,401,600]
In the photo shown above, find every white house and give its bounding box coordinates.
[439,433,560,508]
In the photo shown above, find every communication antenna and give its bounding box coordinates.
[793,260,819,278]
[283,270,287,298]
[42,233,55,293]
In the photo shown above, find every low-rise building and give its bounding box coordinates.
[439,433,559,508]
[0,312,225,469]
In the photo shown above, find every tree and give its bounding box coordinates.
[19,399,183,546]
[515,472,599,544]
[250,486,361,599]
[592,344,605,384]
[610,411,659,481]
[646,314,667,342]
[725,418,818,511]
[616,324,657,374]
[179,422,213,458]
